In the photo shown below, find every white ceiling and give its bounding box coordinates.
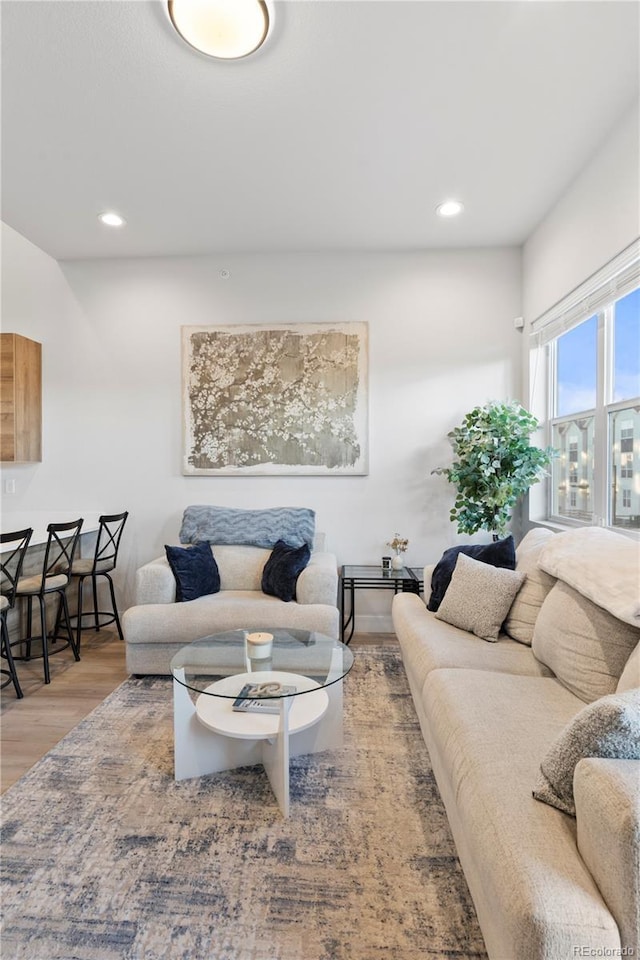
[1,0,638,260]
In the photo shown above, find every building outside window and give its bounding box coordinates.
[531,243,640,532]
[621,452,633,479]
[621,426,634,452]
[609,353,639,529]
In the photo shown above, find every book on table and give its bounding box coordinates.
[232,681,297,714]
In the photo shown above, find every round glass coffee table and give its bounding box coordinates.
[171,628,354,817]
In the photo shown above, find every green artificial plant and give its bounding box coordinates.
[433,400,554,538]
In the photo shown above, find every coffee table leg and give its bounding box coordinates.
[173,673,330,818]
[173,668,261,780]
[261,695,292,818]
[173,670,215,780]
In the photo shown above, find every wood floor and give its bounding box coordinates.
[0,628,129,793]
[0,631,387,794]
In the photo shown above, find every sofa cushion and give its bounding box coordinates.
[179,505,316,550]
[533,689,640,816]
[392,593,553,700]
[618,642,640,693]
[213,545,272,592]
[123,590,340,674]
[164,541,220,602]
[427,535,515,612]
[435,553,525,642]
[504,528,556,645]
[261,540,311,602]
[532,582,640,703]
[422,668,621,958]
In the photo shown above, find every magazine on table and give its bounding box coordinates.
[232,681,296,714]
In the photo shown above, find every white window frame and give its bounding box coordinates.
[529,239,640,533]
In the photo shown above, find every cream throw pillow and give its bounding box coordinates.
[504,528,556,646]
[537,526,640,627]
[532,582,640,703]
[435,553,525,642]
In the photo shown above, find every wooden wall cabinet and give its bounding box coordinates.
[0,333,42,463]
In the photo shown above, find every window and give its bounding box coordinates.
[612,412,639,527]
[549,302,639,529]
[614,289,640,402]
[556,315,597,417]
[531,242,640,531]
[620,425,634,453]
[551,319,596,522]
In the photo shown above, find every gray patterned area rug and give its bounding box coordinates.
[1,645,487,960]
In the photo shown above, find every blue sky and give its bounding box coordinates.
[556,288,639,415]
[614,288,640,402]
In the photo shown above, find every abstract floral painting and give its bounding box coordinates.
[182,322,368,475]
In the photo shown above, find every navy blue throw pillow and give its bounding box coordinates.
[427,535,516,612]
[165,540,220,602]
[262,539,311,603]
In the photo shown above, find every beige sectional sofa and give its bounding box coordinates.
[123,539,339,675]
[392,526,640,960]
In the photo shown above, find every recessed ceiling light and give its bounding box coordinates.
[436,200,464,218]
[168,0,272,60]
[98,212,126,228]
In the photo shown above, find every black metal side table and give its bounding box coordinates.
[406,567,426,592]
[340,565,423,644]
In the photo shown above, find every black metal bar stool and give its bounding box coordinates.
[67,511,129,649]
[0,527,33,699]
[14,519,83,684]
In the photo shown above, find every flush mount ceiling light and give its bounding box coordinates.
[168,0,272,60]
[436,199,464,218]
[98,211,126,227]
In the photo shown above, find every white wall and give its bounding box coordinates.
[1,223,522,628]
[523,103,639,324]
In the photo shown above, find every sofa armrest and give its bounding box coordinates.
[296,552,338,607]
[134,556,176,605]
[575,757,640,955]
